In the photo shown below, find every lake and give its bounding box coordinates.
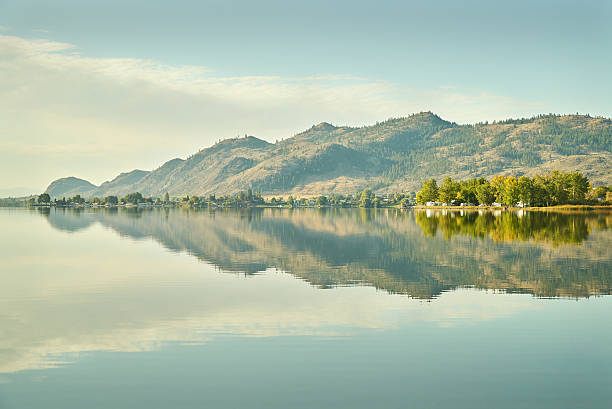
[1,207,611,409]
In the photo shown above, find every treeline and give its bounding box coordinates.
[416,171,612,207]
[29,192,152,207]
[32,193,131,206]
[29,188,415,209]
[0,197,31,207]
[163,189,413,208]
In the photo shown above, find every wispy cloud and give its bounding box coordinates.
[0,34,542,191]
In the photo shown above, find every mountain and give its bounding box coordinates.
[45,112,612,198]
[45,177,97,198]
[94,169,149,196]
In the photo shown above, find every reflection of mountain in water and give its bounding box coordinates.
[43,208,612,299]
[36,206,95,232]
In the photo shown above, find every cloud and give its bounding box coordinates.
[0,34,541,192]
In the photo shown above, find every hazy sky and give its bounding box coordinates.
[1,0,611,195]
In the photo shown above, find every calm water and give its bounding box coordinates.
[1,207,611,409]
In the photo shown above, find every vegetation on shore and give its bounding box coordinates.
[415,171,612,207]
[3,170,610,210]
[20,188,414,209]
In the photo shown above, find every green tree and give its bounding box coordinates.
[359,189,374,208]
[501,177,520,206]
[531,175,551,206]
[163,192,170,203]
[416,179,438,204]
[475,183,496,205]
[37,193,51,204]
[123,192,143,204]
[567,172,589,202]
[549,171,569,204]
[517,176,534,205]
[490,175,506,203]
[104,195,118,205]
[457,186,477,204]
[72,194,85,204]
[438,176,460,204]
[457,178,481,204]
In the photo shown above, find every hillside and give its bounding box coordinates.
[45,113,612,198]
[44,177,97,198]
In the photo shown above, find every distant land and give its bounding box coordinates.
[45,112,612,198]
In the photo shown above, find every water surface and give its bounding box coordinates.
[1,207,611,408]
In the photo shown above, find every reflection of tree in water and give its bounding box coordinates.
[44,208,612,299]
[413,210,609,246]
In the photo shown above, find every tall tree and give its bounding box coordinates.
[123,192,143,204]
[438,177,460,204]
[567,172,589,202]
[502,177,520,206]
[490,175,506,203]
[37,193,51,204]
[416,179,438,204]
[105,195,118,205]
[359,189,374,208]
[475,183,496,205]
[517,176,534,205]
[549,171,569,204]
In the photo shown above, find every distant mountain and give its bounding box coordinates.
[45,177,97,198]
[95,169,149,194]
[45,112,612,198]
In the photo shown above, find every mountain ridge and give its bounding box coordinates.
[45,112,612,198]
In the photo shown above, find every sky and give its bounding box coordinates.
[1,0,611,195]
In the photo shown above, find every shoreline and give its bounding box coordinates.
[10,203,612,212]
[412,204,612,211]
